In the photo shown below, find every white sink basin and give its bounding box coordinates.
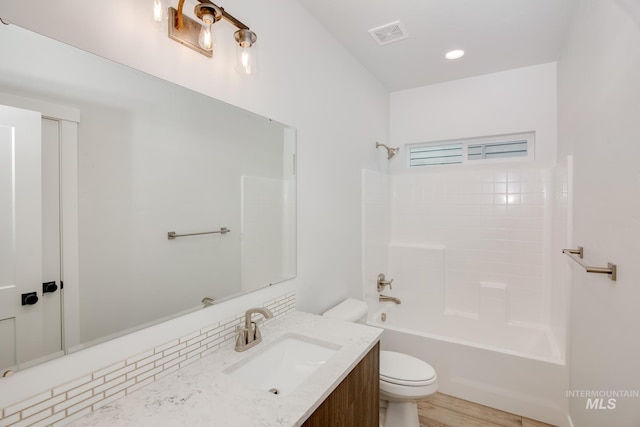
[224,333,340,396]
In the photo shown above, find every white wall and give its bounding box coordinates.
[558,1,640,425]
[390,62,558,170]
[0,0,388,405]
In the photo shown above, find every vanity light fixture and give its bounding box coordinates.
[159,0,258,74]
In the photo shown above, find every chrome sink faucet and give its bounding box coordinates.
[235,307,274,352]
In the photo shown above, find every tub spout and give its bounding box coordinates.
[379,294,401,305]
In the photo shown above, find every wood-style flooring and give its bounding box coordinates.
[418,393,557,427]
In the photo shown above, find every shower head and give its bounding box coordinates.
[376,142,400,159]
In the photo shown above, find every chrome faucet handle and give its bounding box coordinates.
[235,325,249,349]
[377,273,393,292]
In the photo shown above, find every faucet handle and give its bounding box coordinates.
[252,321,262,341]
[377,273,393,291]
[235,324,249,349]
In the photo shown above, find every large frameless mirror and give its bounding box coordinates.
[0,23,296,373]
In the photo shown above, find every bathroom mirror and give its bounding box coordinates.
[0,23,296,371]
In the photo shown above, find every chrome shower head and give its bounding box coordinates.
[376,142,400,159]
[387,146,400,159]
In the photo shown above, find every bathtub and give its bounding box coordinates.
[368,302,570,427]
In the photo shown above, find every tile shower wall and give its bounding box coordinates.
[391,167,552,325]
[0,293,296,427]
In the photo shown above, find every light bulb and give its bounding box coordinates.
[236,46,254,75]
[241,50,250,71]
[153,0,163,23]
[234,30,257,75]
[198,14,214,51]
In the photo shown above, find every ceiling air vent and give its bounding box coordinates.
[368,20,409,46]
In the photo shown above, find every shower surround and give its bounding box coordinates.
[362,165,571,425]
[391,167,553,325]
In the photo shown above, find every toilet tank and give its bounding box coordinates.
[322,298,368,323]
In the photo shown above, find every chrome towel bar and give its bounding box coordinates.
[562,246,617,281]
[168,227,230,240]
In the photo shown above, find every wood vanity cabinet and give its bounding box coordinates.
[302,341,380,427]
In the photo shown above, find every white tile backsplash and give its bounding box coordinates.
[0,293,296,427]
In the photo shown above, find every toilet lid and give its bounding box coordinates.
[380,351,436,386]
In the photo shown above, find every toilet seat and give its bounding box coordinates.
[380,351,436,387]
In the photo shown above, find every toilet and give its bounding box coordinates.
[322,298,438,427]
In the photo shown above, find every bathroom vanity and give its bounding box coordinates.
[63,312,382,427]
[302,341,379,426]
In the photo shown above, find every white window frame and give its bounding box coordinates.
[407,131,535,168]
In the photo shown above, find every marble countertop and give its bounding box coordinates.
[67,311,382,427]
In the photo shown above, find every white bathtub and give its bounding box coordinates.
[368,302,570,427]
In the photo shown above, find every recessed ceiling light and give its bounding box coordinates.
[445,49,465,60]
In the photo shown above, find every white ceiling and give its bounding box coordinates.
[296,0,579,91]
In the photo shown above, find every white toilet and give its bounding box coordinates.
[322,298,438,427]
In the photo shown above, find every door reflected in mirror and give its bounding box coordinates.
[0,23,296,372]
